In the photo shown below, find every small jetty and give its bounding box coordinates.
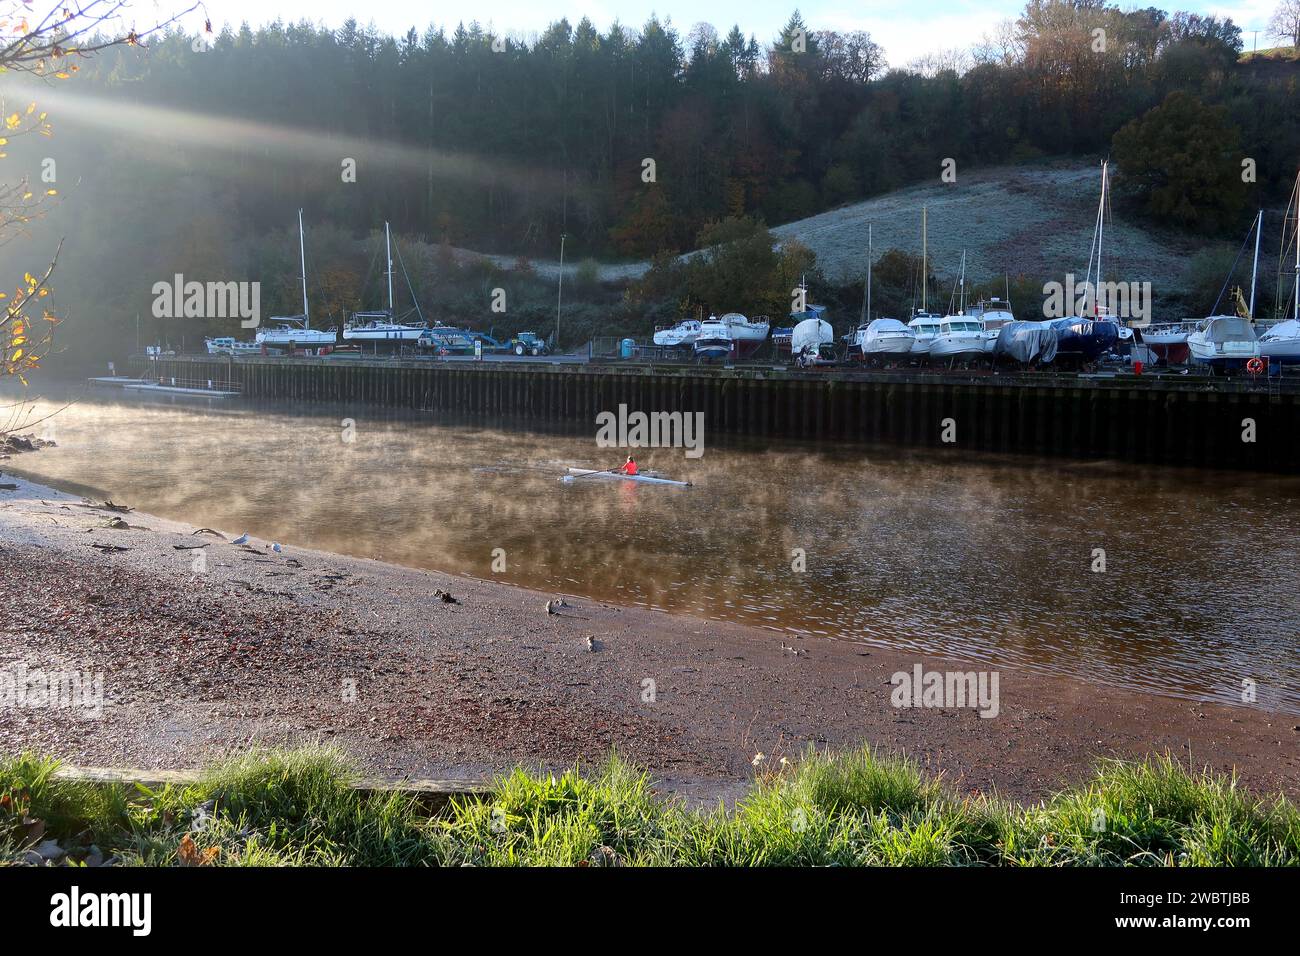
[89,374,240,398]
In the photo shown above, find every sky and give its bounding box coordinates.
[171,1,1285,67]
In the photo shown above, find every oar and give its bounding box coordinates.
[569,467,621,481]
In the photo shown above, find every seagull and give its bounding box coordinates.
[272,542,283,554]
[546,600,559,616]
[585,636,599,652]
[231,533,249,546]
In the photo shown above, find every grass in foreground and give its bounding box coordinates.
[1,746,1296,866]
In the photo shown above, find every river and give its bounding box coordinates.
[6,387,1299,713]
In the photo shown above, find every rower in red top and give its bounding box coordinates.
[618,455,638,476]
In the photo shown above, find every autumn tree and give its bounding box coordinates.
[0,0,198,404]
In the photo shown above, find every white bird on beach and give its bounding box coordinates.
[232,533,249,546]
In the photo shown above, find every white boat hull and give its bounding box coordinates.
[694,341,732,359]
[1188,340,1260,365]
[564,467,690,487]
[858,337,915,357]
[1259,320,1300,363]
[654,319,702,348]
[343,327,424,342]
[256,330,335,346]
[929,335,987,361]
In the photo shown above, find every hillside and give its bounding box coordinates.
[454,162,1229,289]
[768,162,1225,286]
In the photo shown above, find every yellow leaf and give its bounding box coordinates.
[45,189,56,196]
[54,72,70,80]
[25,103,35,115]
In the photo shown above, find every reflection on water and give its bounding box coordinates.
[9,389,1300,712]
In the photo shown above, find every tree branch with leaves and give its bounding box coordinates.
[0,0,204,414]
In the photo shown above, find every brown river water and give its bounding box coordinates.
[7,387,1300,712]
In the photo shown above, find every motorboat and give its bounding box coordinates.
[908,311,943,358]
[1188,212,1264,372]
[653,318,702,348]
[693,315,733,360]
[855,318,916,361]
[929,316,989,363]
[205,336,264,355]
[1188,314,1260,370]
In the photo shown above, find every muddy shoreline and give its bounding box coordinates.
[1,472,1297,804]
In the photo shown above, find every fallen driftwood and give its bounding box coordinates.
[172,543,210,550]
[191,528,227,539]
[88,543,130,553]
[53,765,488,812]
[76,500,132,513]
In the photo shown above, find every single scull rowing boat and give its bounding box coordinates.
[562,467,692,487]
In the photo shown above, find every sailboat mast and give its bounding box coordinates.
[1293,174,1299,322]
[385,221,394,316]
[959,251,966,314]
[865,224,873,325]
[1096,162,1106,315]
[921,207,928,313]
[1249,210,1261,320]
[297,209,309,329]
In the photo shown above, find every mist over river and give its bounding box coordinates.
[7,387,1299,713]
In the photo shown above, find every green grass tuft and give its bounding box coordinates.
[2,746,1296,867]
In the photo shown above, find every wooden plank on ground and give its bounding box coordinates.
[53,765,490,810]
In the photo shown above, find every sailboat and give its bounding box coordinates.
[720,313,770,357]
[906,206,942,358]
[1049,161,1123,363]
[344,222,428,342]
[1188,211,1263,371]
[255,210,337,348]
[1259,170,1300,365]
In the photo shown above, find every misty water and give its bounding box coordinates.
[7,387,1300,713]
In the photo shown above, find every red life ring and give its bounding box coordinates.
[1246,357,1264,374]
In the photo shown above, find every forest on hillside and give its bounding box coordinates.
[6,0,1300,363]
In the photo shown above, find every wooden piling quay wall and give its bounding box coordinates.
[138,356,1300,472]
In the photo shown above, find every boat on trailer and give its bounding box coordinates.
[693,316,733,360]
[1259,169,1300,365]
[1189,211,1264,372]
[343,222,427,343]
[562,467,691,487]
[256,210,337,348]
